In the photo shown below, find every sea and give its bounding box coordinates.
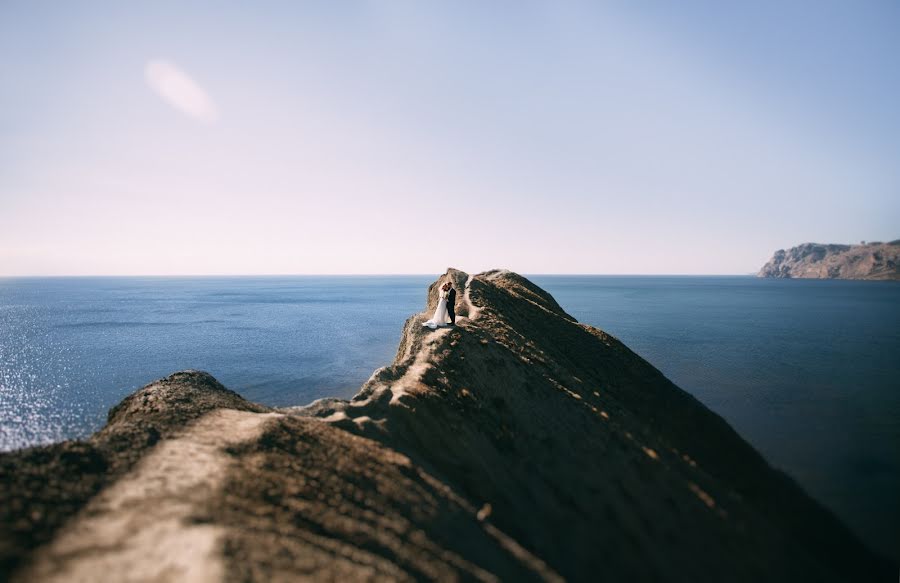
[1,275,898,559]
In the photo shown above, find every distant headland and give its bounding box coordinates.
[758,240,900,280]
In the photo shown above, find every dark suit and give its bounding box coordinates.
[446,287,456,324]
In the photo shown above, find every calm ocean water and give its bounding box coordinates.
[1,275,898,558]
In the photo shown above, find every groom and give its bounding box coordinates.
[444,281,457,325]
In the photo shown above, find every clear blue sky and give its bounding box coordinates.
[2,1,898,275]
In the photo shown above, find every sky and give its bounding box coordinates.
[1,1,898,275]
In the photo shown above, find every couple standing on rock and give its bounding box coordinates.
[423,280,456,329]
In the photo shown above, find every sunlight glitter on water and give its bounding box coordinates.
[0,305,90,451]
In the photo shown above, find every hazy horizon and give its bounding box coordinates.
[2,2,898,276]
[0,272,765,278]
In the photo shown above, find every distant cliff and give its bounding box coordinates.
[1,270,894,582]
[759,240,900,280]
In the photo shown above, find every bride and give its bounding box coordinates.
[423,282,451,329]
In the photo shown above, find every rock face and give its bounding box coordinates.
[758,240,900,280]
[1,270,894,582]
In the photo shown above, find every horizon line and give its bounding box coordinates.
[0,272,760,278]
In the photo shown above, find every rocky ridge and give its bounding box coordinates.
[1,269,894,581]
[758,240,900,280]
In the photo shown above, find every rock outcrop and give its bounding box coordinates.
[1,270,894,582]
[758,240,900,280]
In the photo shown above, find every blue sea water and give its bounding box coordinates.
[1,275,898,559]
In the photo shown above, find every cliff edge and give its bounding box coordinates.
[1,270,893,582]
[758,240,900,280]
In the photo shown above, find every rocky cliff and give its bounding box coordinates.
[758,240,900,280]
[1,269,893,582]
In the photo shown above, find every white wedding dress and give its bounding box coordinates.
[423,291,449,329]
